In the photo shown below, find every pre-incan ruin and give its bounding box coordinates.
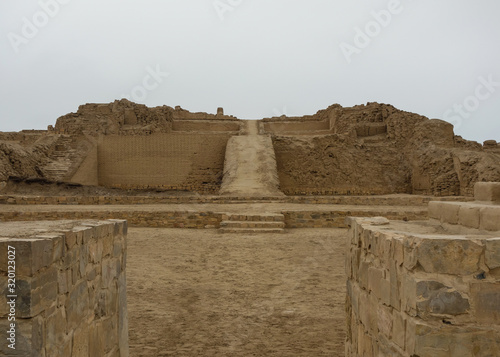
[0,101,499,356]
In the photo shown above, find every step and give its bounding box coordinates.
[220,220,285,229]
[223,213,285,222]
[219,227,285,234]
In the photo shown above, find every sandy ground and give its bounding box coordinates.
[126,228,347,357]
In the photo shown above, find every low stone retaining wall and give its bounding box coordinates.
[0,208,427,229]
[345,217,500,357]
[429,182,500,231]
[0,220,128,356]
[0,211,222,229]
[284,209,427,229]
[0,194,467,206]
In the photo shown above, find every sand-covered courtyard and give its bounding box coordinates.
[126,228,347,356]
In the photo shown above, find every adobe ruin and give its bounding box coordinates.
[1,100,499,197]
[0,101,499,356]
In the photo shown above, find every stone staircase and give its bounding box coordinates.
[219,213,285,233]
[43,135,77,181]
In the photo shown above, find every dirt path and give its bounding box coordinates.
[127,228,347,356]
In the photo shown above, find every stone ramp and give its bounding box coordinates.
[220,121,284,197]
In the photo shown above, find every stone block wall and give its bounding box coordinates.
[284,209,427,229]
[429,182,500,231]
[0,210,222,230]
[0,194,457,206]
[0,220,128,356]
[345,217,500,357]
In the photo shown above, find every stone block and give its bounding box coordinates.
[428,201,443,220]
[88,238,103,264]
[471,282,500,324]
[64,230,78,250]
[45,308,67,356]
[102,258,121,288]
[102,233,114,257]
[358,261,370,290]
[474,182,500,202]
[31,315,45,356]
[392,310,406,350]
[379,277,391,307]
[350,248,360,281]
[368,267,385,299]
[103,317,118,354]
[79,244,89,278]
[414,326,500,357]
[347,280,360,318]
[80,225,95,244]
[416,280,469,317]
[485,238,500,270]
[359,290,378,334]
[50,235,65,263]
[389,262,401,311]
[345,248,353,279]
[72,325,89,356]
[33,236,61,271]
[480,206,500,231]
[361,229,372,250]
[72,226,88,245]
[66,280,90,331]
[89,321,105,357]
[58,269,70,295]
[16,267,58,318]
[458,205,480,229]
[377,304,392,339]
[401,275,417,316]
[61,245,79,270]
[416,237,483,275]
[0,318,40,356]
[440,202,460,225]
[0,238,53,277]
[391,237,404,266]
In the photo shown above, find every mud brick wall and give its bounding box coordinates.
[262,120,330,134]
[272,136,412,196]
[0,220,128,357]
[98,134,230,192]
[171,120,240,132]
[345,217,500,357]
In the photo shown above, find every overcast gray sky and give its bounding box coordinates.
[1,0,499,142]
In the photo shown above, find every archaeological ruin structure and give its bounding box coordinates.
[0,101,499,356]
